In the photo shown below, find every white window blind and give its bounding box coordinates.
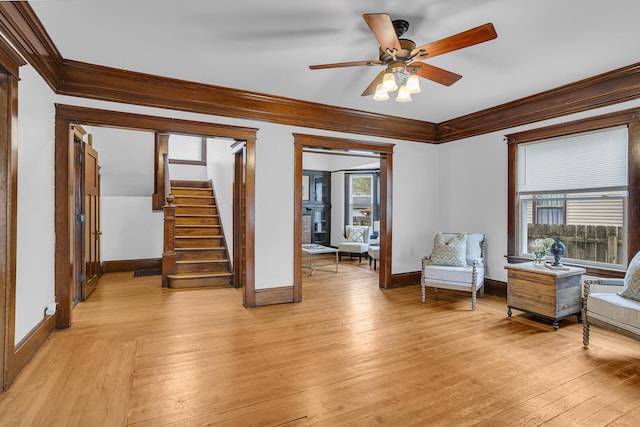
[517,126,628,193]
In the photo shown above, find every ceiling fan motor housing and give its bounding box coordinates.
[379,39,416,64]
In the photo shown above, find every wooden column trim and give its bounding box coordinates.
[152,133,169,211]
[243,137,257,307]
[293,142,303,303]
[379,152,393,289]
[628,119,640,263]
[0,60,19,391]
[54,117,72,329]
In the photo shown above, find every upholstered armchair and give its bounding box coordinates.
[583,252,640,347]
[421,233,486,310]
[338,225,371,263]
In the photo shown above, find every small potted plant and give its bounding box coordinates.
[529,238,555,265]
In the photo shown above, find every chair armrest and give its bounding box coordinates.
[584,278,625,296]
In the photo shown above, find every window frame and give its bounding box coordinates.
[506,108,640,277]
[344,170,380,229]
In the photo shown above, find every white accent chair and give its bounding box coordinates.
[583,252,640,346]
[421,233,486,310]
[338,225,371,263]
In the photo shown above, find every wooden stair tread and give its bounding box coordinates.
[176,235,221,239]
[176,247,225,251]
[175,214,219,217]
[176,224,221,228]
[177,259,228,264]
[167,272,232,279]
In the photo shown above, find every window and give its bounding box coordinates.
[514,126,628,268]
[345,172,379,228]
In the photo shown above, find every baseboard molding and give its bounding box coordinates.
[101,258,162,274]
[388,271,421,289]
[7,314,56,386]
[254,286,294,306]
[484,278,507,298]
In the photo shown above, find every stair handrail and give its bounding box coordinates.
[163,153,173,205]
[161,153,176,286]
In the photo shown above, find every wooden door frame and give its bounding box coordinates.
[293,133,395,301]
[54,104,258,328]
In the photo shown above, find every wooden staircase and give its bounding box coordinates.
[165,180,233,288]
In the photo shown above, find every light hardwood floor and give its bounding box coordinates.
[1,262,640,426]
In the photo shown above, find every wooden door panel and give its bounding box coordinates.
[84,143,100,298]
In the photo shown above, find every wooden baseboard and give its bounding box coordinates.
[388,271,421,289]
[484,278,507,298]
[254,286,294,306]
[7,314,56,387]
[101,258,162,274]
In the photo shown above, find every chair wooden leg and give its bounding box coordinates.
[421,283,426,303]
[471,289,477,310]
[583,323,590,347]
[478,285,485,298]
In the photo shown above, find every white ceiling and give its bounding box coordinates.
[29,0,640,124]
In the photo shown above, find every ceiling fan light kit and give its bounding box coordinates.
[396,85,412,103]
[309,13,497,104]
[373,84,389,101]
[382,71,398,92]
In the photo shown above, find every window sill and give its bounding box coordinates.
[505,255,625,278]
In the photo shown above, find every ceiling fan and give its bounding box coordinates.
[309,14,497,102]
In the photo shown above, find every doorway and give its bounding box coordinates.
[293,133,395,302]
[54,105,258,328]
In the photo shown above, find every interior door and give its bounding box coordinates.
[83,142,100,298]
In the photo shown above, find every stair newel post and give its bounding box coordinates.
[162,194,176,287]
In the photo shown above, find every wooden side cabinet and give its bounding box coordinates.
[504,262,586,330]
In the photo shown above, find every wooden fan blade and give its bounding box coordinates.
[363,13,402,53]
[411,23,497,59]
[309,60,381,70]
[361,70,386,96]
[408,62,462,86]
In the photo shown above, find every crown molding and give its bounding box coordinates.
[57,59,437,143]
[438,62,640,142]
[4,2,640,145]
[0,1,61,90]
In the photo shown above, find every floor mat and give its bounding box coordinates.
[133,268,162,277]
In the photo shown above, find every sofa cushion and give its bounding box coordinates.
[619,251,640,302]
[430,233,467,267]
[588,292,640,335]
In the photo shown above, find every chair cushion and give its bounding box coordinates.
[430,233,467,267]
[588,292,640,335]
[347,226,367,243]
[619,251,640,302]
[368,245,380,259]
[465,233,484,266]
[338,242,368,253]
[423,264,485,289]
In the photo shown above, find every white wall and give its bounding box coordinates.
[437,132,508,282]
[100,197,164,261]
[15,65,56,344]
[392,142,439,273]
[206,138,234,260]
[89,127,163,262]
[436,98,640,282]
[53,93,640,291]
